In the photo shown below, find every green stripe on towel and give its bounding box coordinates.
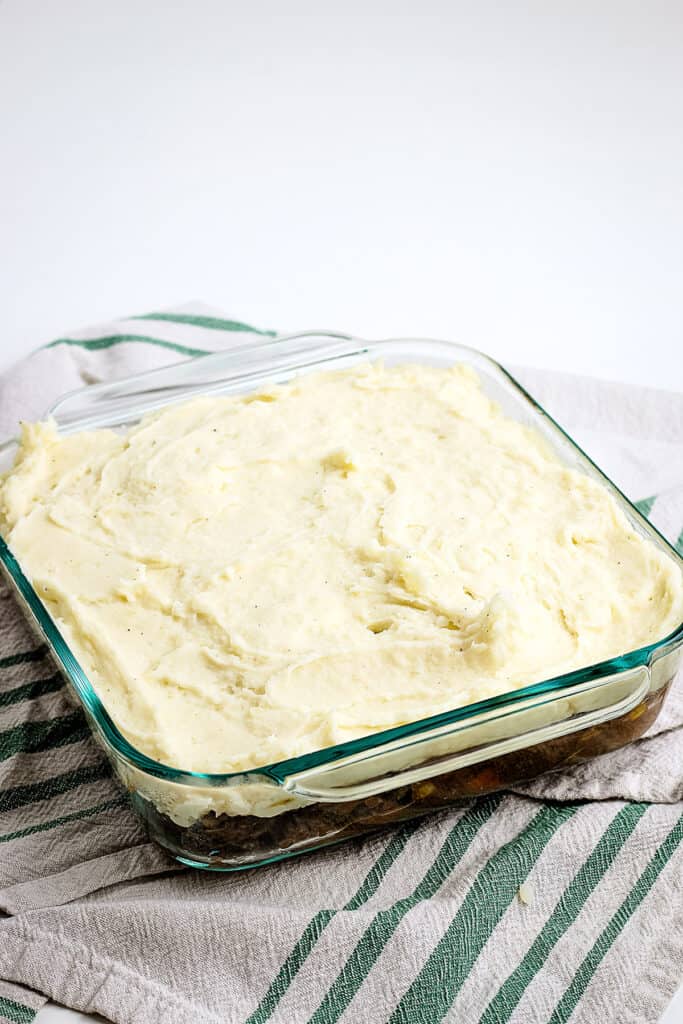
[0,646,47,672]
[246,910,335,1024]
[245,818,424,1024]
[0,761,111,814]
[307,795,504,1024]
[479,802,648,1024]
[0,710,88,762]
[46,334,211,358]
[389,804,577,1024]
[0,672,63,709]
[0,794,127,845]
[0,997,37,1023]
[344,819,423,911]
[135,312,275,336]
[634,495,656,517]
[548,813,683,1024]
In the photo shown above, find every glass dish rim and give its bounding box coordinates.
[1,330,681,788]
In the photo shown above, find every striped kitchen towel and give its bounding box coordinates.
[0,306,681,1024]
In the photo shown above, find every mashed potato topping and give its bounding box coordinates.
[1,363,681,788]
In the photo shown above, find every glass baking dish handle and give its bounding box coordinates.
[43,330,364,434]
[277,666,651,802]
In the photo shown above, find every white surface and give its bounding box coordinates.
[0,0,682,389]
[36,1007,106,1024]
[2,2,681,1021]
[661,984,683,1024]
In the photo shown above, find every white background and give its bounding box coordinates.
[0,1,681,1021]
[1,0,682,389]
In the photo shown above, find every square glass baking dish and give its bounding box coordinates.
[1,332,681,870]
